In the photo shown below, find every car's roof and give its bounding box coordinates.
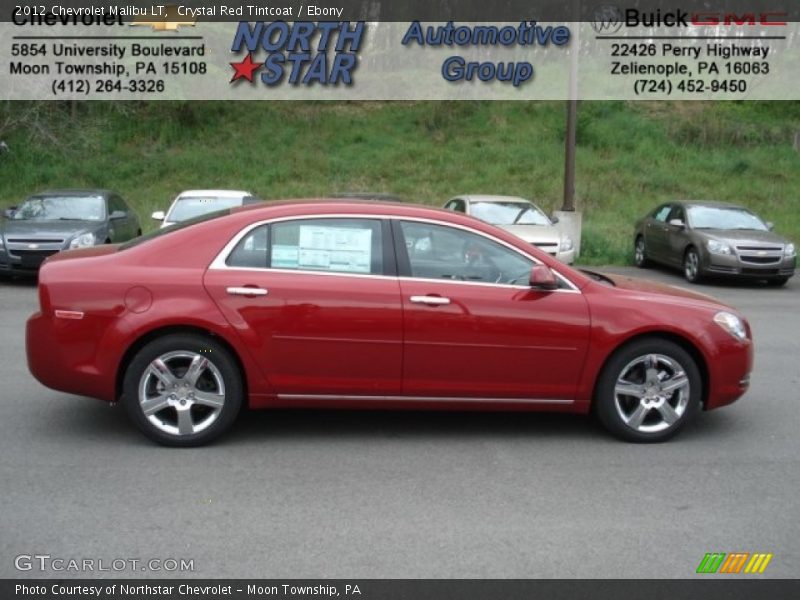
[454,195,534,204]
[332,192,406,202]
[175,189,251,198]
[675,200,745,209]
[30,189,114,197]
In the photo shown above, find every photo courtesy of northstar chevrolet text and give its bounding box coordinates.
[0,0,798,596]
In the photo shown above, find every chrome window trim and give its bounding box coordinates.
[208,213,581,293]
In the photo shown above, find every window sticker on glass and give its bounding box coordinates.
[296,225,372,273]
[272,245,300,269]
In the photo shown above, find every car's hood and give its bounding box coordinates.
[497,224,561,243]
[598,272,731,308]
[0,219,99,238]
[698,228,788,246]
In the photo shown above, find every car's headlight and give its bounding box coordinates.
[707,240,733,255]
[69,232,96,249]
[714,311,747,341]
[560,236,574,252]
[785,243,796,257]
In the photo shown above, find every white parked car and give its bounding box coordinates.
[444,195,575,264]
[152,190,256,228]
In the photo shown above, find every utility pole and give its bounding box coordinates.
[562,98,577,212]
[553,14,583,256]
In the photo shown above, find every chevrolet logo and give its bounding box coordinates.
[28,243,39,249]
[130,5,196,31]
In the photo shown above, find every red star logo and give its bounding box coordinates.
[230,54,262,83]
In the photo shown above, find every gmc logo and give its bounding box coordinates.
[691,12,787,26]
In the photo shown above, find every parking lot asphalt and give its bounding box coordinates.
[0,266,798,579]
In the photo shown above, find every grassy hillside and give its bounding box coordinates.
[1,101,799,264]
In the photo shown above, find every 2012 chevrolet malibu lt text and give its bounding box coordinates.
[25,200,754,446]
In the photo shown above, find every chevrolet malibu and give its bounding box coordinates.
[26,200,753,446]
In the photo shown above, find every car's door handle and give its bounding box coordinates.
[226,286,268,297]
[410,295,451,306]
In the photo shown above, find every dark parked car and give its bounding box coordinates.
[1,189,141,276]
[634,201,796,285]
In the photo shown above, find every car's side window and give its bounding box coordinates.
[445,199,466,212]
[667,206,685,224]
[653,205,672,222]
[269,218,384,275]
[227,224,269,268]
[398,221,533,285]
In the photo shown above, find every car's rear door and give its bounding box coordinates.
[204,217,403,397]
[644,204,672,261]
[394,219,591,401]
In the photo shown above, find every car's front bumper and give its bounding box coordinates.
[0,246,64,274]
[704,252,795,280]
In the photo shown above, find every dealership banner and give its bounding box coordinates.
[4,579,800,599]
[2,1,800,99]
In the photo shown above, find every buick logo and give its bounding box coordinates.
[591,5,624,34]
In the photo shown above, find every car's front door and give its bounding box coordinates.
[664,205,690,267]
[394,220,591,400]
[204,217,403,396]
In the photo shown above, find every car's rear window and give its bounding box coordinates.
[119,209,230,251]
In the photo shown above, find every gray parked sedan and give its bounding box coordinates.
[0,189,141,276]
[634,200,796,285]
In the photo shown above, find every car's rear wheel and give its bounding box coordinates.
[122,334,243,446]
[683,247,703,283]
[595,339,702,443]
[634,236,650,268]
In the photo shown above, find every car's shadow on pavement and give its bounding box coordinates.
[36,396,747,448]
[0,275,38,288]
[598,264,795,291]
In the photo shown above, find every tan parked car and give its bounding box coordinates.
[634,201,796,285]
[444,195,574,264]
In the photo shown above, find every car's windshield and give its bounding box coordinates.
[12,195,105,221]
[167,196,244,222]
[120,209,230,250]
[471,201,551,226]
[688,206,768,231]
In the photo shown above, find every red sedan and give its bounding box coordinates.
[26,200,753,446]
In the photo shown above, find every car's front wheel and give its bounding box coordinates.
[122,333,243,446]
[594,338,702,443]
[683,247,703,283]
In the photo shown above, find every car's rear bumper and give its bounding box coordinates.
[26,310,116,401]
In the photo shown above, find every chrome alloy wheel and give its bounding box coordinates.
[684,249,700,282]
[137,351,226,437]
[613,353,690,434]
[634,237,646,266]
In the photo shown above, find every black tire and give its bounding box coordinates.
[766,277,789,287]
[594,338,702,443]
[683,247,703,284]
[122,333,243,446]
[634,235,650,268]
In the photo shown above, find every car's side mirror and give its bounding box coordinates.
[3,206,16,218]
[550,215,559,224]
[529,264,559,290]
[766,221,775,231]
[668,218,685,228]
[109,210,126,220]
[151,210,165,221]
